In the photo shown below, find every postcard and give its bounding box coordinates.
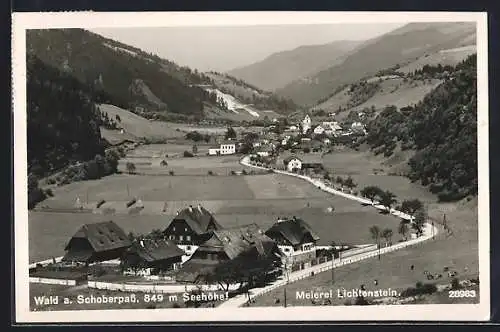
[12,11,490,322]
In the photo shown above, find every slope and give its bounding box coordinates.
[205,72,298,115]
[277,22,476,106]
[361,54,477,202]
[227,40,362,91]
[26,29,219,118]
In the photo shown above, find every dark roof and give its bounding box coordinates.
[301,154,323,165]
[128,238,184,262]
[200,223,276,260]
[265,217,320,246]
[65,221,132,253]
[170,205,223,235]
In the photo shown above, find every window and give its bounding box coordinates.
[179,235,184,241]
[186,246,191,250]
[186,235,191,241]
[169,235,175,240]
[184,228,188,232]
[173,226,176,231]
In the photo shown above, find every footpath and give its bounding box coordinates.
[217,156,439,308]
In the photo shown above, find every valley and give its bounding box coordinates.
[24,21,481,311]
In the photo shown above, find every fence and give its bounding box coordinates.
[29,277,77,286]
[87,280,241,293]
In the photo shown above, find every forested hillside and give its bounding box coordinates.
[27,29,219,118]
[363,54,477,201]
[27,54,126,208]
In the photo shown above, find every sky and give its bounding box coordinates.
[90,23,405,72]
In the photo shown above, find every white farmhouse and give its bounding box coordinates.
[283,156,302,172]
[256,145,273,157]
[208,141,236,156]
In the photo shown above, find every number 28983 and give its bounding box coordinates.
[448,289,476,298]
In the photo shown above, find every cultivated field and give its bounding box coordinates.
[98,104,184,140]
[30,162,402,263]
[252,149,479,307]
[322,148,437,204]
[252,197,479,307]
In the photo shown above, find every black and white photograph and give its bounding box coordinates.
[12,11,490,322]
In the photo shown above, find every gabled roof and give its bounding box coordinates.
[199,223,276,260]
[128,238,184,262]
[265,217,320,246]
[65,221,132,253]
[169,205,223,235]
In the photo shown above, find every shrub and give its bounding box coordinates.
[47,178,56,185]
[183,151,194,158]
[241,169,248,175]
[230,170,237,175]
[44,188,54,197]
[451,277,460,290]
[207,170,215,176]
[169,171,175,176]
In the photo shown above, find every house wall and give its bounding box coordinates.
[220,144,236,155]
[286,159,302,172]
[164,219,204,246]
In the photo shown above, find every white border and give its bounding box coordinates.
[12,11,490,323]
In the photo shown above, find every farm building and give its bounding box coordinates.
[313,125,325,135]
[121,238,184,275]
[163,205,223,259]
[62,221,132,264]
[265,217,320,268]
[301,154,323,170]
[283,156,302,172]
[208,141,237,156]
[176,224,282,283]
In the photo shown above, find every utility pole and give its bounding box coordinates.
[127,184,130,197]
[378,241,381,260]
[331,252,335,284]
[86,189,89,205]
[432,221,435,240]
[284,287,287,308]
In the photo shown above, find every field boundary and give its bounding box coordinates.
[29,277,77,286]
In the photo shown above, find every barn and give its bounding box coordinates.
[121,238,184,275]
[62,221,132,264]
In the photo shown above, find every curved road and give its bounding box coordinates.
[217,156,439,308]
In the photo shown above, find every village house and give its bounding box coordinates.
[322,121,342,132]
[163,205,223,261]
[208,140,237,156]
[265,216,320,269]
[62,221,132,264]
[313,125,325,135]
[176,224,282,283]
[121,238,184,275]
[283,156,302,172]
